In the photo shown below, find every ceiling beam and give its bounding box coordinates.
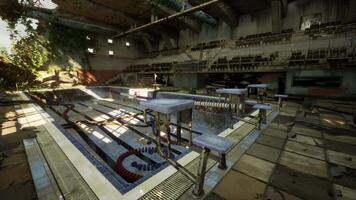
[165,0,218,26]
[189,0,239,27]
[152,3,201,32]
[25,7,118,34]
[112,0,220,39]
[52,0,142,26]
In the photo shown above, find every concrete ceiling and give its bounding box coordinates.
[34,0,293,36]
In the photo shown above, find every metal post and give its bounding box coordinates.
[278,97,282,110]
[257,109,262,130]
[218,153,227,169]
[192,147,210,198]
[236,95,240,117]
[155,112,161,144]
[241,95,246,116]
[228,94,232,111]
[176,112,182,144]
[189,120,193,146]
[165,114,172,158]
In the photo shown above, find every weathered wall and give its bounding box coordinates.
[286,69,356,98]
[79,35,146,84]
[173,74,206,89]
[178,20,231,47]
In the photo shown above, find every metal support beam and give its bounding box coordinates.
[190,0,238,27]
[165,0,217,25]
[25,7,118,33]
[112,0,220,39]
[153,3,201,32]
[53,0,142,26]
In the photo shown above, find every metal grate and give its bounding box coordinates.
[139,158,216,200]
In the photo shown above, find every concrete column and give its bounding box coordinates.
[271,0,282,33]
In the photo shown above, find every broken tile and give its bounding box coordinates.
[271,165,334,200]
[327,150,356,170]
[265,186,303,200]
[335,184,356,200]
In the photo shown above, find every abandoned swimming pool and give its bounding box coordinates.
[27,87,252,194]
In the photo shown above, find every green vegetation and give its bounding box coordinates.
[0,0,93,89]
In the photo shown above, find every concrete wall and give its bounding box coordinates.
[173,74,206,89]
[286,69,356,98]
[178,21,232,47]
[79,34,146,84]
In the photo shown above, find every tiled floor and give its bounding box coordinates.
[0,92,98,200]
[210,101,356,200]
[0,93,37,200]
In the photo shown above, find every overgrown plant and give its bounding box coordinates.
[0,0,93,88]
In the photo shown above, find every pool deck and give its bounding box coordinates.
[206,100,356,200]
[1,90,356,200]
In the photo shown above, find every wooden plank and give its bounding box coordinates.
[279,151,328,178]
[233,154,275,182]
[327,150,356,170]
[214,171,266,200]
[329,164,356,190]
[246,143,281,163]
[285,140,326,160]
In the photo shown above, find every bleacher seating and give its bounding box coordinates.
[235,29,294,48]
[191,40,226,51]
[120,22,356,75]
